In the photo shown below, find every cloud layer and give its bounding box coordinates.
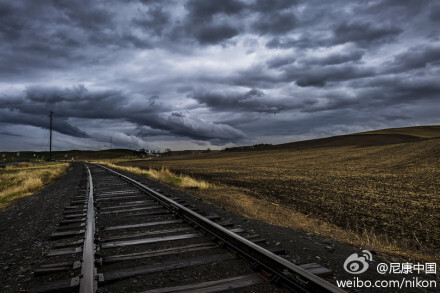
[0,0,439,151]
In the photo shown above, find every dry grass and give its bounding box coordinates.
[185,186,434,263]
[0,162,69,207]
[118,137,440,263]
[94,161,218,189]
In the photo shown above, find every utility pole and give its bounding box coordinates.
[49,111,53,160]
[109,137,113,149]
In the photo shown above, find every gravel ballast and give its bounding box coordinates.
[0,163,83,292]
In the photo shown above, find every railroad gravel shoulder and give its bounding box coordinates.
[0,162,83,292]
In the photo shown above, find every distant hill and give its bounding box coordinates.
[284,125,440,149]
[355,125,440,138]
[224,125,440,152]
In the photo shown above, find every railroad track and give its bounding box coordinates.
[30,164,345,293]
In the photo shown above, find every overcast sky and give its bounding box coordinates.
[1,0,439,151]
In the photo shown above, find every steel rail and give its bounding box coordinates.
[95,164,345,293]
[80,166,97,293]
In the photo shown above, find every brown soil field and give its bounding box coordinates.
[119,130,440,260]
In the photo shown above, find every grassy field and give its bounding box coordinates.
[118,126,440,262]
[0,162,69,207]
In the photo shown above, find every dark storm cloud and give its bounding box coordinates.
[150,112,246,143]
[300,50,365,66]
[362,76,440,104]
[185,0,246,22]
[386,45,440,73]
[332,22,402,47]
[0,0,154,80]
[135,126,170,137]
[430,5,440,22]
[0,85,246,144]
[266,55,296,69]
[363,0,432,17]
[175,0,298,44]
[194,89,271,113]
[265,37,301,49]
[173,0,246,44]
[252,11,296,35]
[0,2,23,42]
[0,110,90,138]
[265,24,401,50]
[0,131,24,137]
[132,5,170,36]
[0,0,439,150]
[248,0,298,36]
[192,88,311,114]
[252,0,298,12]
[284,63,375,87]
[0,1,111,44]
[194,25,239,44]
[53,1,113,31]
[225,64,284,88]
